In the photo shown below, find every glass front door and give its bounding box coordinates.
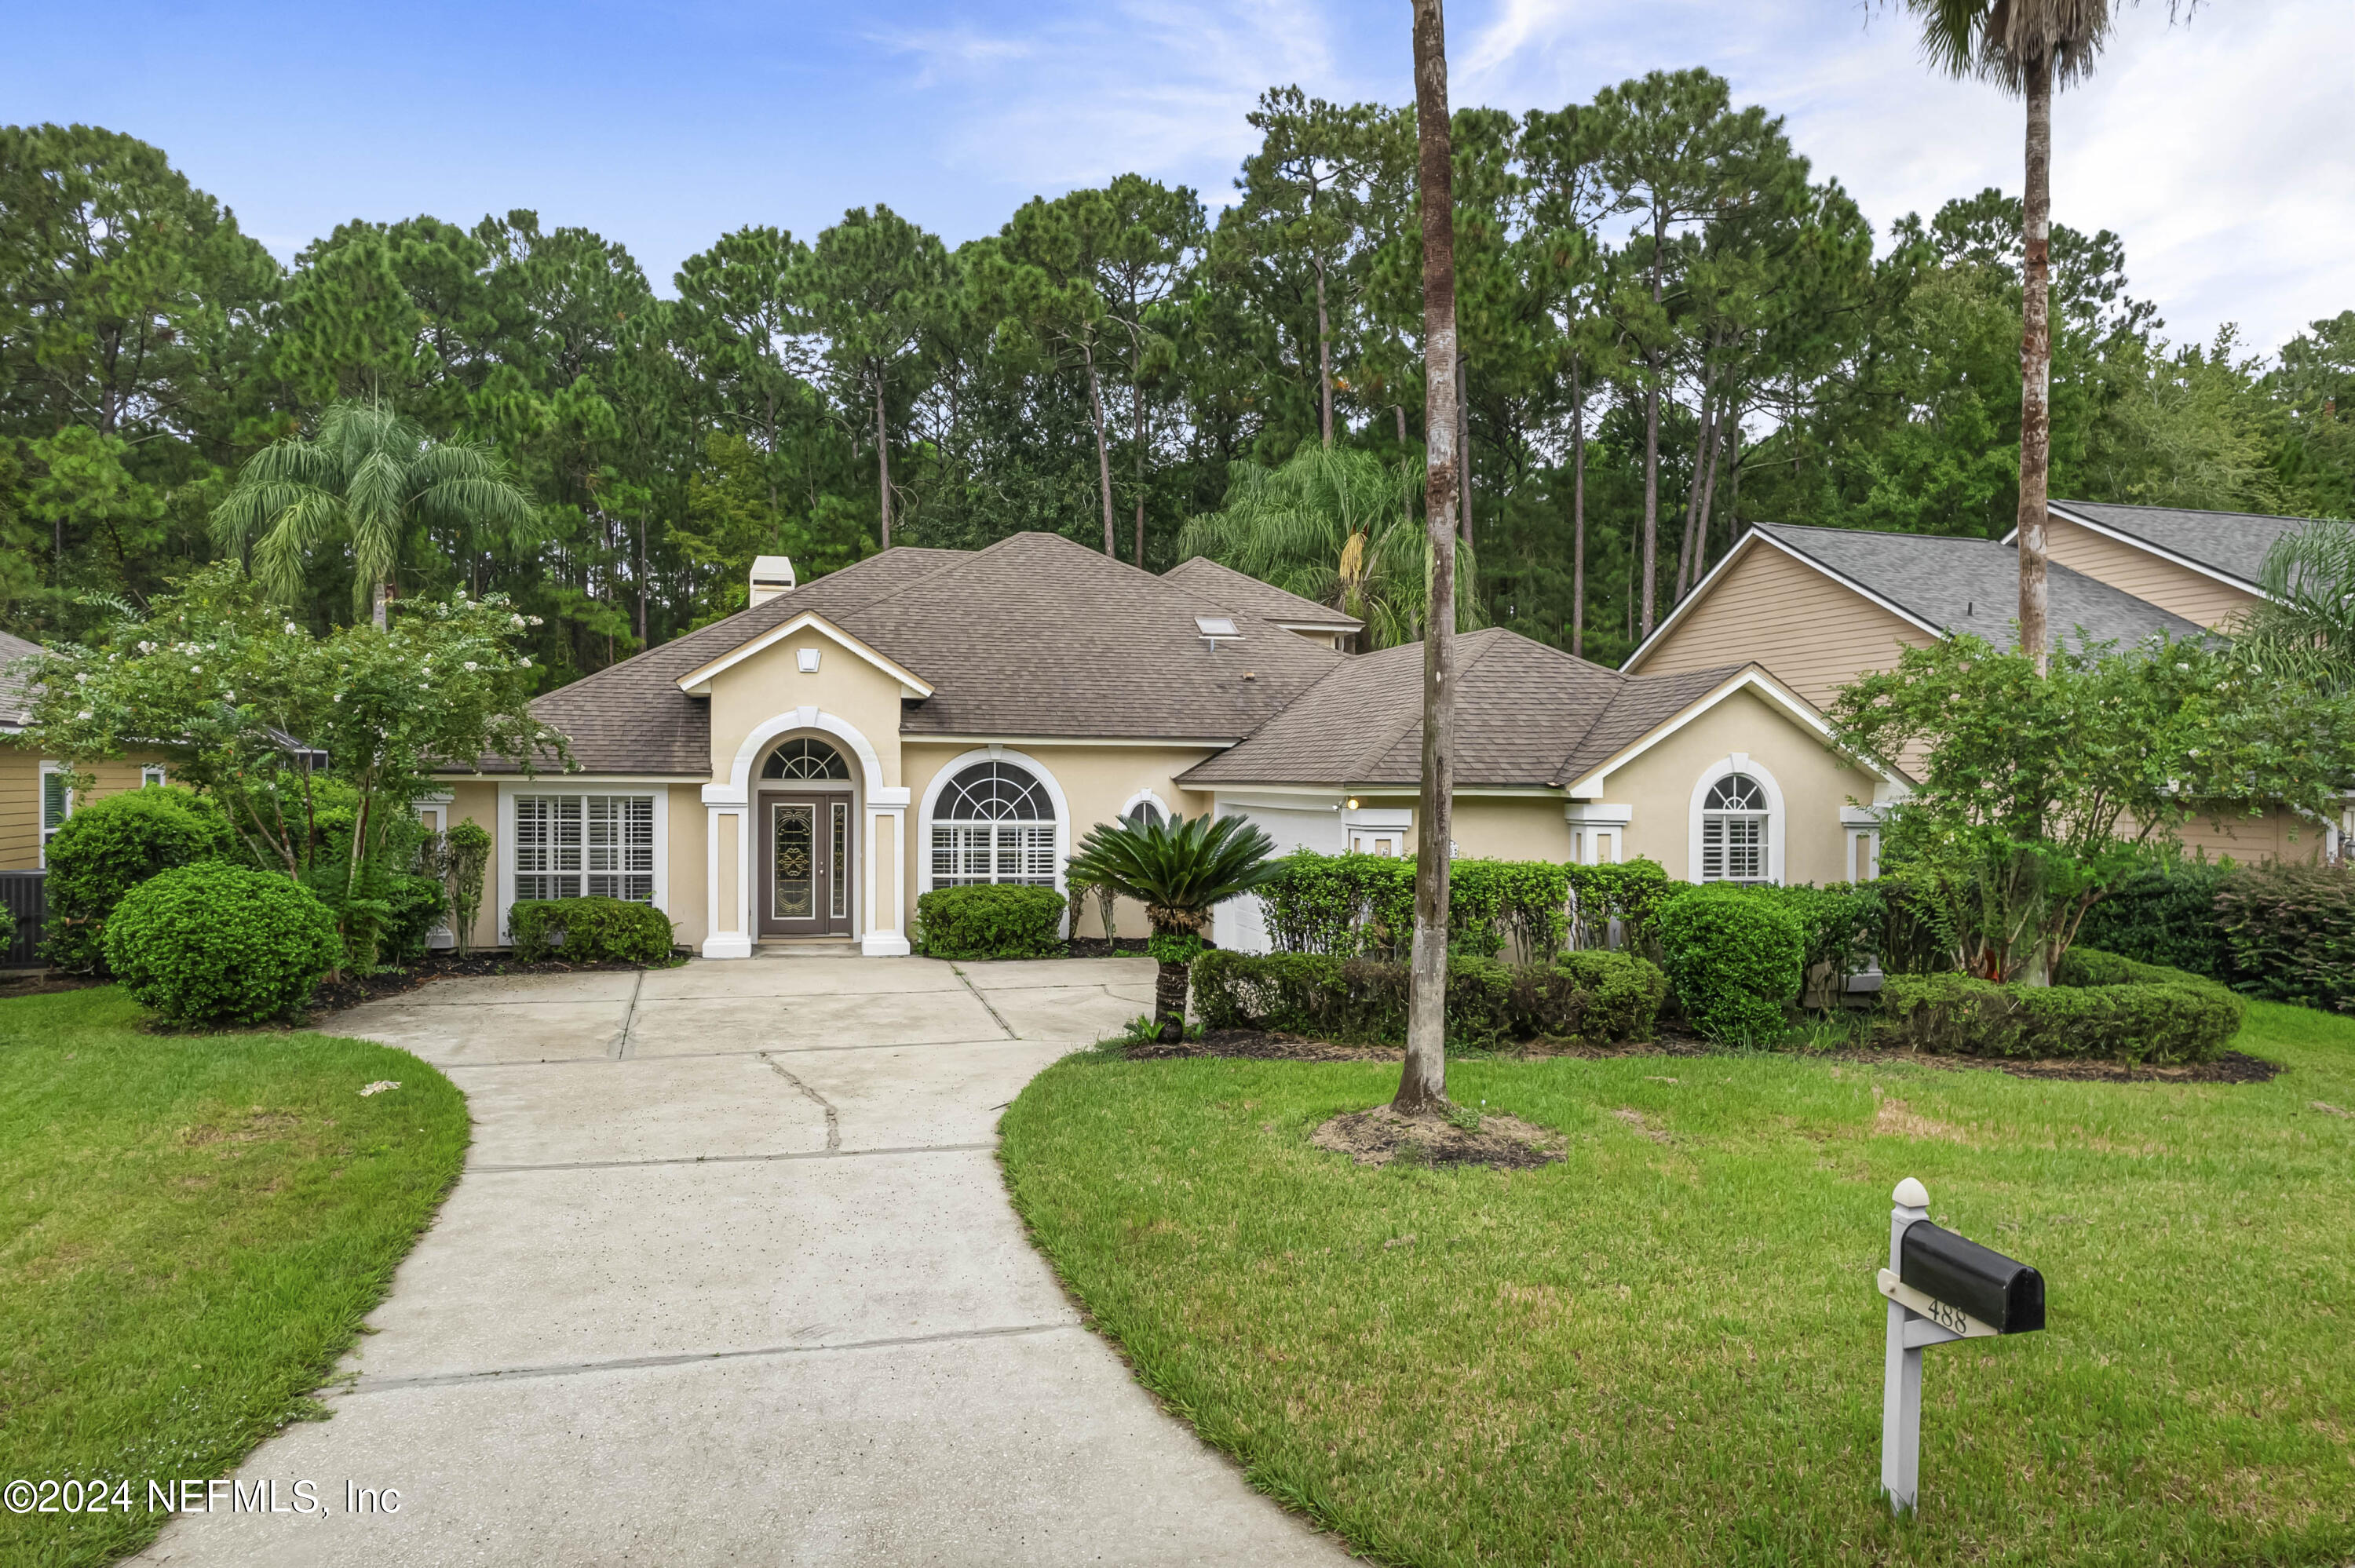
[761,796,853,936]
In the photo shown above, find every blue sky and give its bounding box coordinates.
[5,0,2346,356]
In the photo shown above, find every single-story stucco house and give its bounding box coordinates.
[428,532,1905,957]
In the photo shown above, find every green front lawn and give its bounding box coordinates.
[1001,1002,2355,1566]
[0,987,469,1568]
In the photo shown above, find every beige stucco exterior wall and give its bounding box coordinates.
[1451,797,1576,862]
[704,629,907,789]
[899,741,1225,938]
[2043,517,2264,630]
[1,745,179,872]
[665,782,708,950]
[442,780,501,951]
[1630,542,1937,710]
[1598,687,1879,885]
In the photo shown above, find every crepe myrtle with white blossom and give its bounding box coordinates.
[20,563,571,885]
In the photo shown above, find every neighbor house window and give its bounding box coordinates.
[1700,773,1770,883]
[40,764,72,862]
[516,793,655,902]
[141,765,167,788]
[929,761,1056,887]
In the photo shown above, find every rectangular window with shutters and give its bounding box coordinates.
[515,794,655,902]
[1700,815,1767,883]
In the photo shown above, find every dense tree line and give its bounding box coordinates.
[2,78,2348,684]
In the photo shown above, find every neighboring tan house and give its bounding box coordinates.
[435,532,1906,957]
[2,630,177,876]
[2020,501,2307,631]
[1627,503,2350,862]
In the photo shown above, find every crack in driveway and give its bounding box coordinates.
[758,1052,841,1148]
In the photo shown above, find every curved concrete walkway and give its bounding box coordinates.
[137,956,1349,1566]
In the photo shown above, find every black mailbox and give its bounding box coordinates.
[1899,1222,2044,1335]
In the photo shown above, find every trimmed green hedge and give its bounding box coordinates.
[1253,851,1571,959]
[103,862,341,1026]
[1656,886,1806,1043]
[1564,859,1674,950]
[509,897,676,965]
[2215,859,2355,1012]
[38,787,233,975]
[1191,947,1664,1048]
[915,884,1067,959]
[2074,859,2234,980]
[1871,946,2245,1063]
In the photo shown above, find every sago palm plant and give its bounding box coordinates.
[1066,811,1281,1042]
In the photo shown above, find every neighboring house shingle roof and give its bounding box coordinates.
[1177,626,1754,789]
[0,630,41,730]
[506,534,1348,775]
[1753,523,2204,651]
[2047,499,2325,589]
[1160,557,1364,631]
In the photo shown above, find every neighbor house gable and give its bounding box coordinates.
[2029,505,2267,629]
[1622,530,1940,711]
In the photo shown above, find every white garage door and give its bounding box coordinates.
[1212,795,1343,954]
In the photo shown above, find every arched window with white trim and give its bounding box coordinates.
[762,737,850,780]
[1700,772,1771,883]
[929,760,1057,886]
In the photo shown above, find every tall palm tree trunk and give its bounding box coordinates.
[1400,0,1458,1118]
[2017,51,2054,675]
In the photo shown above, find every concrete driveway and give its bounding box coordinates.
[136,956,1349,1566]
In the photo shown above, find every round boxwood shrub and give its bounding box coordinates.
[915,884,1068,959]
[39,786,234,974]
[104,862,341,1026]
[1656,886,1805,1043]
[507,896,676,965]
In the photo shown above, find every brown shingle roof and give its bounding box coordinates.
[1178,627,1751,789]
[1160,557,1363,630]
[500,534,1346,775]
[507,547,968,774]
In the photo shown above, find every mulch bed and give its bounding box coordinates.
[306,952,683,1015]
[1126,1026,2284,1085]
[0,971,103,1000]
[1063,937,1151,959]
[1311,1104,1566,1170]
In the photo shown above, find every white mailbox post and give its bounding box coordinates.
[1876,1176,2045,1515]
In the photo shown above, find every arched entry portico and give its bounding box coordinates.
[699,706,911,957]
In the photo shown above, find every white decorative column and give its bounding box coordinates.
[701,785,753,959]
[1564,801,1632,866]
[862,786,911,956]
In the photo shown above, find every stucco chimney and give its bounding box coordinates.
[748,555,797,606]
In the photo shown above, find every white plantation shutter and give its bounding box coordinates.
[928,761,1057,888]
[1700,775,1770,884]
[516,794,655,902]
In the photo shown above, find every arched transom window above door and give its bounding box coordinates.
[762,737,850,781]
[1700,771,1771,883]
[929,760,1057,886]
